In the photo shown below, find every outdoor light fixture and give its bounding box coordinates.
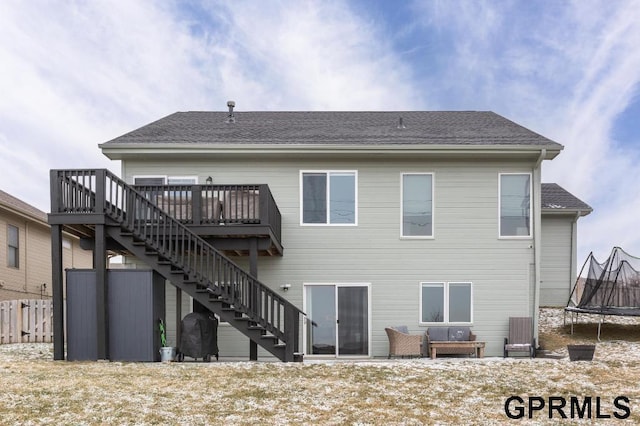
[205,176,213,185]
[280,284,291,292]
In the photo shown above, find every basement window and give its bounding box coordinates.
[420,282,472,324]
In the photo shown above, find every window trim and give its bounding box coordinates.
[7,224,19,269]
[498,172,532,239]
[400,172,435,239]
[299,170,358,226]
[419,281,473,325]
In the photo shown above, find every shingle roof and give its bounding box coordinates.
[0,189,48,223]
[541,183,592,214]
[101,111,563,147]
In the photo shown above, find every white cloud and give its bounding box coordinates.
[196,1,420,110]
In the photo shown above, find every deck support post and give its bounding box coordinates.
[249,237,258,361]
[94,224,109,360]
[51,224,65,360]
[93,170,109,360]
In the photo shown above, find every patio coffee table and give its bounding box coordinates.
[429,341,486,359]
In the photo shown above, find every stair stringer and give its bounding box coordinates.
[105,226,290,361]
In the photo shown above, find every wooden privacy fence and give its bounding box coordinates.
[0,299,53,344]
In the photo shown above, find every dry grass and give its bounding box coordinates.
[1,308,640,425]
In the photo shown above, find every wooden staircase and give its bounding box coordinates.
[50,169,303,362]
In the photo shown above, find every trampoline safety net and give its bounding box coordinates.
[567,247,640,316]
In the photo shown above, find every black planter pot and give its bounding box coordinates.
[567,344,595,361]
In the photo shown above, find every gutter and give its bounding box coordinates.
[100,143,563,161]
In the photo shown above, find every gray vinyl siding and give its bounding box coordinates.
[122,158,538,358]
[540,216,573,307]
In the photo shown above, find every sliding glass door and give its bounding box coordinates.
[305,284,370,356]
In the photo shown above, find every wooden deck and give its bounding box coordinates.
[49,176,283,256]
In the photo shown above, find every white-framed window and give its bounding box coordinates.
[300,171,357,225]
[167,176,197,186]
[133,175,166,186]
[401,173,434,238]
[167,176,197,198]
[420,282,472,324]
[133,176,197,198]
[499,173,531,238]
[7,224,19,268]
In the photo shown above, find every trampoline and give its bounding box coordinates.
[565,247,640,339]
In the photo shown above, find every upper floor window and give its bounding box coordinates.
[499,173,531,237]
[133,176,197,199]
[420,282,472,324]
[133,176,165,186]
[301,171,357,225]
[7,225,19,268]
[401,173,433,237]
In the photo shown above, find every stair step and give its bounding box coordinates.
[132,241,146,246]
[260,335,279,342]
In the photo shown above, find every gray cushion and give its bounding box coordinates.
[448,327,470,341]
[392,325,409,334]
[427,327,449,341]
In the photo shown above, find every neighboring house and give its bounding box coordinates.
[50,108,591,361]
[0,190,92,301]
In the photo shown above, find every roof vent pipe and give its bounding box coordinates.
[397,116,406,129]
[227,100,236,123]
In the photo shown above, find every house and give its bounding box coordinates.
[0,189,92,300]
[49,107,591,361]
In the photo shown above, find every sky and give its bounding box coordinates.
[1,0,639,266]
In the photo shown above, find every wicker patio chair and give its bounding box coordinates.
[385,327,423,358]
[504,316,536,358]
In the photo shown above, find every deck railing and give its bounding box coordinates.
[50,169,300,354]
[131,183,281,242]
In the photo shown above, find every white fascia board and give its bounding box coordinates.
[100,143,562,160]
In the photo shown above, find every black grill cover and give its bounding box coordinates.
[179,312,219,359]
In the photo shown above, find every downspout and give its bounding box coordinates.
[569,211,581,304]
[532,149,546,347]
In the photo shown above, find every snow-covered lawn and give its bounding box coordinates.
[1,308,639,425]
